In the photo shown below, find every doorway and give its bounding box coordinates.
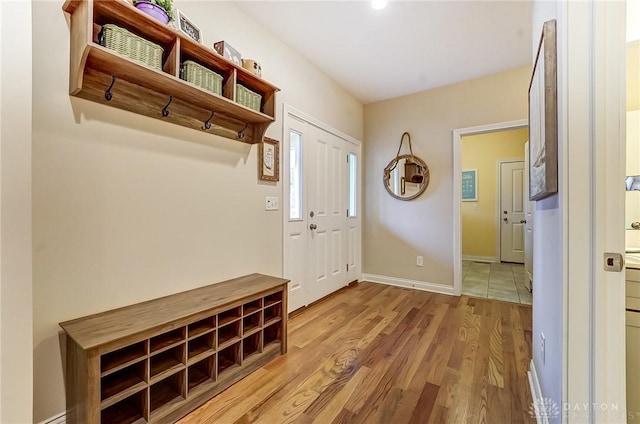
[453,120,529,303]
[282,106,362,313]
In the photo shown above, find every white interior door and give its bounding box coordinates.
[500,160,525,263]
[523,142,534,290]
[307,126,346,302]
[283,106,362,312]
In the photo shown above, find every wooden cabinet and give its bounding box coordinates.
[62,0,280,144]
[60,273,289,423]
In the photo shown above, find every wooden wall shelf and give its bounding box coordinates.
[60,273,289,423]
[63,0,280,144]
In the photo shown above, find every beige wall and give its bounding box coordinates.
[628,40,639,111]
[363,67,530,285]
[32,1,362,420]
[1,1,33,422]
[461,128,528,259]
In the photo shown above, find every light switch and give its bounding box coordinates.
[265,197,279,211]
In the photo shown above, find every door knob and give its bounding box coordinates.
[520,219,527,224]
[503,217,508,222]
[309,224,317,230]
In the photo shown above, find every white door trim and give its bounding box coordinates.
[589,0,626,416]
[283,105,362,148]
[496,158,526,264]
[282,104,363,307]
[452,119,528,296]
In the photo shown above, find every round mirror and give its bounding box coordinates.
[383,154,430,200]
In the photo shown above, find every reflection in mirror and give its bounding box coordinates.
[627,175,640,190]
[383,154,430,200]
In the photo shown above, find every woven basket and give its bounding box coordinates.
[99,24,163,70]
[236,84,262,112]
[180,61,223,95]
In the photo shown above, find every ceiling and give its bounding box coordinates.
[236,1,533,104]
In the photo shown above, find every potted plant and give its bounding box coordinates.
[134,0,174,24]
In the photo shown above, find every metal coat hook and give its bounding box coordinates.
[203,111,214,130]
[161,96,173,117]
[237,123,249,140]
[105,76,116,101]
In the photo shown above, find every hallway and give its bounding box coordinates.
[462,261,532,305]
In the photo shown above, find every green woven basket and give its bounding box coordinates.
[180,61,223,95]
[99,24,163,70]
[236,84,262,112]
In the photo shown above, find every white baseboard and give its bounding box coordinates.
[462,255,497,263]
[361,273,455,295]
[527,359,547,424]
[39,412,65,424]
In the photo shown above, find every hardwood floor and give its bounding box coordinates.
[178,282,534,424]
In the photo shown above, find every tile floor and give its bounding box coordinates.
[461,260,532,305]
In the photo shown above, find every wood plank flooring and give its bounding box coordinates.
[178,282,534,424]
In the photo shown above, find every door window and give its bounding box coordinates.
[348,153,357,217]
[289,130,303,220]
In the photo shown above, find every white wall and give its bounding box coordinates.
[363,68,530,287]
[530,1,563,416]
[0,0,33,422]
[32,1,362,421]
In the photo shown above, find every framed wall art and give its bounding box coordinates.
[259,137,279,182]
[462,169,478,201]
[176,9,202,43]
[528,19,558,201]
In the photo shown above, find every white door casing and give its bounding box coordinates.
[283,105,362,313]
[556,0,626,416]
[523,142,534,291]
[500,161,525,263]
[452,119,528,296]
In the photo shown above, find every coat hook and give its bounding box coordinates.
[105,76,116,101]
[237,123,249,140]
[162,96,173,117]
[203,111,214,130]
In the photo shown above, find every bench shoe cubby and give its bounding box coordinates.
[60,273,288,423]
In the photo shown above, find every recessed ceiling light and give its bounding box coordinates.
[372,0,387,10]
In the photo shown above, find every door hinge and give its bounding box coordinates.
[347,154,349,163]
[347,264,349,272]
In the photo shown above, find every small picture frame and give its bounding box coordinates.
[259,138,279,182]
[461,169,478,201]
[176,9,202,43]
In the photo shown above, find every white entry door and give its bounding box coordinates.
[283,107,361,312]
[500,161,525,263]
[307,126,347,301]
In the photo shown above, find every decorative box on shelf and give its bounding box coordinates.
[213,41,242,66]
